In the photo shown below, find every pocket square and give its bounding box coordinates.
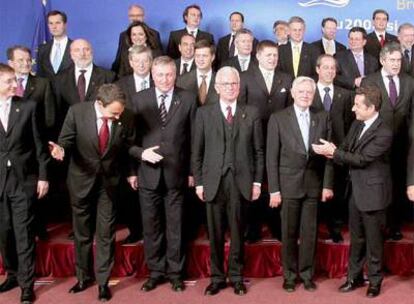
[280,88,286,93]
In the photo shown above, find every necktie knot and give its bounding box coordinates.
[324,87,330,93]
[200,74,207,81]
[159,94,167,102]
[404,49,410,57]
[387,75,394,81]
[80,69,86,75]
[18,78,24,84]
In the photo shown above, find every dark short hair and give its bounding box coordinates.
[372,9,389,21]
[356,86,382,111]
[348,26,368,39]
[126,21,158,50]
[96,84,126,107]
[256,40,278,53]
[379,41,402,60]
[322,17,338,27]
[179,33,195,44]
[273,20,288,31]
[47,10,67,23]
[182,4,202,24]
[194,39,215,55]
[0,63,15,75]
[6,45,31,60]
[229,11,244,22]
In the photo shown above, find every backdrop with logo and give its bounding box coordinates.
[1,0,414,67]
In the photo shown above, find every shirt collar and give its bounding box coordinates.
[155,87,174,99]
[76,63,93,74]
[258,65,274,76]
[317,82,334,92]
[53,36,68,45]
[363,112,379,129]
[197,69,212,78]
[0,97,12,106]
[219,100,237,114]
[293,104,310,117]
[94,101,104,120]
[380,68,398,80]
[133,73,150,82]
[238,54,251,60]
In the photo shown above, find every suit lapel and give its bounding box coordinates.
[85,65,100,100]
[212,103,224,142]
[285,43,294,76]
[232,104,244,140]
[347,51,360,77]
[252,66,269,95]
[269,72,284,96]
[24,75,36,99]
[85,103,100,154]
[58,40,72,73]
[313,90,323,110]
[298,44,309,75]
[308,111,318,149]
[354,118,380,150]
[6,98,21,135]
[164,89,182,126]
[287,107,307,153]
[103,118,122,157]
[396,75,409,110]
[44,42,54,74]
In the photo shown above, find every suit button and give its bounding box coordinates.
[161,126,165,130]
[268,100,272,103]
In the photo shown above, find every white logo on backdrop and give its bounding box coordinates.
[299,0,350,7]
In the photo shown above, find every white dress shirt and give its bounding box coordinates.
[94,101,113,136]
[133,73,151,92]
[360,112,379,139]
[155,88,174,112]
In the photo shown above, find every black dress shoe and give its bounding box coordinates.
[98,285,112,302]
[282,280,296,292]
[233,281,247,295]
[69,279,94,293]
[204,282,227,296]
[389,230,403,241]
[366,284,381,298]
[170,279,185,292]
[338,279,365,292]
[303,280,317,291]
[121,234,142,245]
[20,287,35,304]
[0,277,18,292]
[330,231,344,243]
[141,277,164,292]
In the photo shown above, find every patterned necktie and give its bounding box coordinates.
[387,75,398,106]
[52,42,62,73]
[226,106,233,124]
[240,58,248,72]
[355,54,364,77]
[229,34,236,57]
[0,102,9,131]
[323,87,332,111]
[15,78,24,97]
[77,69,87,102]
[325,40,334,55]
[292,45,300,77]
[264,71,273,93]
[159,94,168,125]
[140,79,147,91]
[299,111,309,151]
[98,117,109,155]
[182,62,189,75]
[379,34,385,48]
[198,74,207,105]
[404,49,411,63]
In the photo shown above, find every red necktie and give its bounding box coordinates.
[77,70,86,102]
[379,34,385,48]
[15,78,24,97]
[226,106,233,124]
[99,118,109,155]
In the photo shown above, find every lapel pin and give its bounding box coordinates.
[16,108,20,112]
[311,120,315,127]
[118,121,122,126]
[242,113,246,119]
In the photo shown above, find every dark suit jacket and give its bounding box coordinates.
[37,39,73,82]
[167,28,214,59]
[58,102,136,200]
[55,65,115,129]
[365,32,398,61]
[23,75,56,130]
[278,41,318,79]
[239,65,292,123]
[215,33,258,68]
[221,55,258,73]
[266,106,333,199]
[175,58,196,77]
[129,87,197,189]
[334,50,379,90]
[401,45,414,77]
[311,85,354,145]
[192,102,264,201]
[0,97,49,198]
[175,69,218,106]
[311,39,346,56]
[333,118,392,211]
[361,72,414,143]
[111,27,163,74]
[116,74,154,110]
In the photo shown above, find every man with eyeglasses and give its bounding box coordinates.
[193,66,264,296]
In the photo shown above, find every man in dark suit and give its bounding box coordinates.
[221,29,258,73]
[365,9,398,61]
[313,54,354,243]
[215,12,258,68]
[175,34,196,77]
[335,27,379,90]
[55,39,115,131]
[239,40,292,241]
[313,86,393,298]
[361,42,414,240]
[278,16,318,79]
[166,4,214,59]
[111,4,162,74]
[7,45,56,240]
[311,17,346,56]
[273,20,289,46]
[267,76,333,292]
[176,40,218,105]
[117,45,154,110]
[49,84,136,301]
[129,56,196,292]
[0,64,49,304]
[37,10,73,83]
[398,23,414,76]
[192,66,264,296]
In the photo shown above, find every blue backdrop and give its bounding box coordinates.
[1,0,413,68]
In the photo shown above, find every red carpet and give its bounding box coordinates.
[0,223,413,279]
